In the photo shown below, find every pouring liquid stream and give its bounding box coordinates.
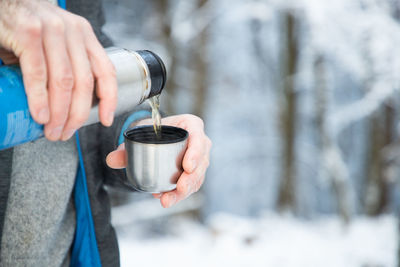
[148,95,162,139]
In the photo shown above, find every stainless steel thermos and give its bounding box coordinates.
[0,47,166,150]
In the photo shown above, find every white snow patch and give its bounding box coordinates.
[117,213,397,267]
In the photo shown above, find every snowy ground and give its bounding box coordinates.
[116,213,397,267]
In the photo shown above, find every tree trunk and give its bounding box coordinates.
[389,2,400,264]
[192,0,209,118]
[361,33,394,215]
[277,11,299,212]
[314,55,351,223]
[155,0,178,115]
[364,103,394,215]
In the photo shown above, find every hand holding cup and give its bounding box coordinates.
[106,114,212,208]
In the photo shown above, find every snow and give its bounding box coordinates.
[117,213,397,267]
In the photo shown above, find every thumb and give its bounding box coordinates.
[106,143,127,169]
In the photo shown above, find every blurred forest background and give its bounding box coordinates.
[102,0,400,266]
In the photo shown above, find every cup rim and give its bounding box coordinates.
[124,125,188,145]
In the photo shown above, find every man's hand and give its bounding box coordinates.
[0,0,117,141]
[106,114,212,208]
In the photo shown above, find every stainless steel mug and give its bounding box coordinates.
[124,125,189,193]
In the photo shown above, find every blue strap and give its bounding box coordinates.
[71,133,102,267]
[118,110,152,145]
[58,0,66,9]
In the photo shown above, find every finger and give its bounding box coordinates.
[84,25,117,127]
[61,17,94,140]
[179,156,209,195]
[160,156,209,208]
[152,193,163,199]
[42,15,74,141]
[182,131,207,173]
[165,115,208,173]
[18,19,50,124]
[106,143,126,169]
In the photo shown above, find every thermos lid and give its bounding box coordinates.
[136,50,167,98]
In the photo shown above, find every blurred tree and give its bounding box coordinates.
[361,36,395,216]
[277,10,299,212]
[154,0,209,118]
[191,0,209,118]
[386,2,400,264]
[390,0,400,19]
[314,55,351,223]
[363,104,394,215]
[154,0,178,115]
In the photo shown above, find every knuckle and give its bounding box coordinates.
[71,16,91,30]
[100,89,118,104]
[27,67,46,84]
[24,19,42,37]
[189,114,204,127]
[81,18,93,31]
[49,16,65,33]
[56,73,74,92]
[79,74,94,92]
[99,59,116,79]
[69,17,81,30]
[51,109,68,124]
[30,87,47,99]
[68,112,89,127]
[177,182,188,195]
[77,16,92,30]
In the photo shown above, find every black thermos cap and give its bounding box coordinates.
[136,50,167,98]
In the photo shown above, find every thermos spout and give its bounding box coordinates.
[136,50,167,98]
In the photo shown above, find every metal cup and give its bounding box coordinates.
[124,125,189,193]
